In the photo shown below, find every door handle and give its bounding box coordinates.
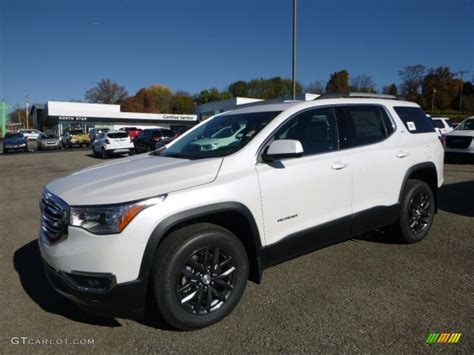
[331,161,348,170]
[396,151,409,158]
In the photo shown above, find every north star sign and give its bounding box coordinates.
[58,116,88,121]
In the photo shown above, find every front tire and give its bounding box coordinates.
[394,179,435,244]
[151,223,249,330]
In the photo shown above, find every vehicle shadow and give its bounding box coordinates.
[13,240,122,327]
[439,180,474,217]
[353,229,401,244]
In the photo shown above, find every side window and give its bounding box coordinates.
[273,107,338,156]
[393,106,435,133]
[341,105,393,147]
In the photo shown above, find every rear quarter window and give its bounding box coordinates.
[394,107,435,134]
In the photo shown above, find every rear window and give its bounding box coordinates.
[70,130,84,135]
[107,132,129,139]
[153,129,174,137]
[5,133,23,138]
[432,119,444,129]
[394,107,435,133]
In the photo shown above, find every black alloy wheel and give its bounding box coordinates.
[407,192,431,234]
[152,223,248,330]
[176,247,236,315]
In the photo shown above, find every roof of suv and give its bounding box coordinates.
[226,97,419,116]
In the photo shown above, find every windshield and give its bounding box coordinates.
[161,111,281,159]
[70,130,84,135]
[43,134,57,139]
[456,119,474,130]
[5,133,23,139]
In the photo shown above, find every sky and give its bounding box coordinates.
[1,0,473,108]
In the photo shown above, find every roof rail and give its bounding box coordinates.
[314,92,399,100]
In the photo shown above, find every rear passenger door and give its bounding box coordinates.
[337,105,403,234]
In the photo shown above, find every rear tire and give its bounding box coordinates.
[101,149,108,159]
[393,179,435,244]
[151,223,249,330]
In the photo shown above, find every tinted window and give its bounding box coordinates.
[5,133,23,138]
[432,120,444,129]
[108,132,129,139]
[394,107,435,133]
[44,133,57,139]
[273,107,338,156]
[341,105,393,147]
[153,129,174,137]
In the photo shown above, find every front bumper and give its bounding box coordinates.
[42,257,147,319]
[5,143,26,149]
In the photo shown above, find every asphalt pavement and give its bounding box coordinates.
[0,147,472,353]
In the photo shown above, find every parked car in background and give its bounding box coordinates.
[119,127,142,140]
[133,128,175,153]
[3,132,28,153]
[431,117,454,136]
[37,133,61,150]
[444,116,474,157]
[61,129,91,148]
[18,129,43,140]
[89,128,110,143]
[190,122,246,151]
[92,130,135,159]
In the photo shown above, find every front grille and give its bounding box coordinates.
[40,190,69,243]
[445,136,472,149]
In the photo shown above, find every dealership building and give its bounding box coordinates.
[31,101,198,135]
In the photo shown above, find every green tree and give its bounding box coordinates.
[228,80,250,97]
[399,65,426,102]
[382,84,398,96]
[194,88,232,105]
[85,79,128,104]
[325,70,350,93]
[171,91,195,114]
[421,67,459,111]
[246,77,302,99]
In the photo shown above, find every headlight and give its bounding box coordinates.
[69,196,165,234]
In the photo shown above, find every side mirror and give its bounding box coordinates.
[262,139,304,162]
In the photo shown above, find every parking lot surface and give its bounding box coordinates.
[0,148,472,353]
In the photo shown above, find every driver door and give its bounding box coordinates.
[255,106,352,264]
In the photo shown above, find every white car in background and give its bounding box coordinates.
[91,130,135,159]
[431,117,454,136]
[444,117,474,156]
[18,129,43,140]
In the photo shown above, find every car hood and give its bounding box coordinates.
[446,130,474,137]
[46,154,223,205]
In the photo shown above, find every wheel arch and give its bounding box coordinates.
[399,162,439,212]
[138,202,265,286]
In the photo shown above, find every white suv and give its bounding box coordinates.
[39,94,444,330]
[91,131,135,158]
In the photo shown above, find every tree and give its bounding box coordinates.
[305,80,325,94]
[350,74,376,93]
[399,65,426,102]
[8,107,27,125]
[171,91,195,114]
[120,96,144,112]
[194,88,232,105]
[382,84,398,96]
[228,80,250,97]
[421,67,458,111]
[85,79,128,104]
[146,84,173,113]
[325,70,350,93]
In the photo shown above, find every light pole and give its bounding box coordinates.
[431,88,437,112]
[0,100,10,137]
[457,70,471,113]
[25,93,30,129]
[292,0,297,100]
